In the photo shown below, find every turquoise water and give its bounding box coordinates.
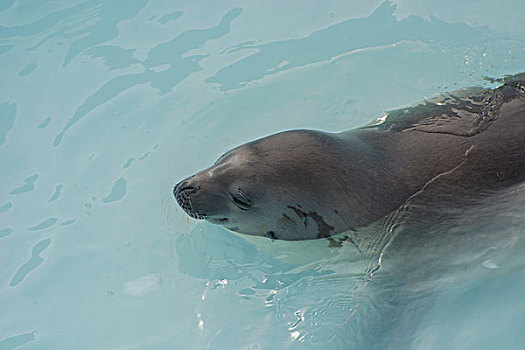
[1,1,525,349]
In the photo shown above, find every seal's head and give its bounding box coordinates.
[174,130,358,241]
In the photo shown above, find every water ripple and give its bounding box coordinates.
[53,7,242,146]
[17,61,37,77]
[206,1,487,90]
[0,228,13,238]
[0,1,94,39]
[0,331,37,350]
[157,11,183,25]
[9,238,52,287]
[0,102,16,145]
[0,0,15,12]
[276,274,359,346]
[27,218,58,231]
[1,0,149,70]
[37,116,51,129]
[53,73,148,146]
[0,201,12,214]
[86,45,138,70]
[48,184,63,202]
[122,157,134,169]
[9,174,38,195]
[60,219,76,226]
[102,177,127,203]
[0,44,12,54]
[62,0,149,67]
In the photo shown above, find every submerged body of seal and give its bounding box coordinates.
[174,73,525,240]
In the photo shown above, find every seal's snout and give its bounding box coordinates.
[173,180,199,198]
[173,178,204,219]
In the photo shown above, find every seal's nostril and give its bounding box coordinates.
[179,186,198,194]
[173,180,199,197]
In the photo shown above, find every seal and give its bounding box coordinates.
[174,73,525,240]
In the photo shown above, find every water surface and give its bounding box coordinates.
[1,0,525,349]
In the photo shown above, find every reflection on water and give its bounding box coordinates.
[53,6,242,147]
[1,0,525,348]
[207,2,487,90]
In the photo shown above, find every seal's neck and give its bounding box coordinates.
[333,128,471,228]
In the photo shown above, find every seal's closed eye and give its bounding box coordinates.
[231,189,251,210]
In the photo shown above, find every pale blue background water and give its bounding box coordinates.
[1,1,525,349]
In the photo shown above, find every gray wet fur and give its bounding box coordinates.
[174,73,525,240]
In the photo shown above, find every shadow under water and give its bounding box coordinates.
[173,179,525,349]
[346,181,525,349]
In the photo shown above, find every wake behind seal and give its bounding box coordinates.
[173,73,525,240]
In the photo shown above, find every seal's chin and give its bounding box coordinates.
[205,217,244,233]
[207,217,230,224]
[182,208,206,220]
